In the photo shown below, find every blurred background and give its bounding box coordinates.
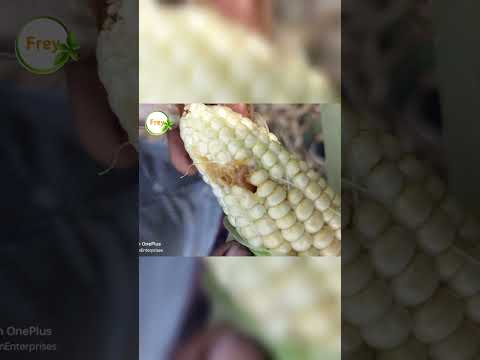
[343,0,442,171]
[1,1,137,359]
[342,0,480,253]
[342,2,480,360]
[158,0,341,83]
[139,0,340,103]
[139,257,341,360]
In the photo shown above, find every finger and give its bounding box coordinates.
[177,104,185,115]
[208,332,267,360]
[175,326,265,360]
[175,326,227,360]
[65,56,137,168]
[228,104,250,117]
[212,242,253,256]
[167,128,196,175]
[212,0,272,35]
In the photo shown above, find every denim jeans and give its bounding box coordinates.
[139,138,222,256]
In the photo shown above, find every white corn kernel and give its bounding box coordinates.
[249,169,269,186]
[261,151,278,169]
[269,164,285,180]
[313,228,334,250]
[286,160,301,178]
[252,142,268,157]
[315,193,333,212]
[282,222,305,242]
[263,231,284,249]
[256,218,277,236]
[257,180,276,197]
[266,187,287,207]
[268,202,291,220]
[293,173,310,189]
[250,204,266,220]
[295,198,315,222]
[305,182,323,201]
[304,211,325,233]
[288,188,304,206]
[276,212,297,230]
[291,236,312,252]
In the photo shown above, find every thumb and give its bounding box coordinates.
[212,0,272,36]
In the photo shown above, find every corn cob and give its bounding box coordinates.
[97,0,139,149]
[342,114,480,359]
[205,257,340,360]
[139,0,334,103]
[179,104,341,256]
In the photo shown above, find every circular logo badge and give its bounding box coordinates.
[145,112,174,136]
[15,17,80,74]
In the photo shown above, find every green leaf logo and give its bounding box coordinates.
[15,17,79,74]
[145,112,174,136]
[56,32,80,65]
[54,51,69,66]
[66,31,80,51]
[160,119,174,134]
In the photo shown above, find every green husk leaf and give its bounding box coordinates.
[223,218,271,256]
[321,104,341,194]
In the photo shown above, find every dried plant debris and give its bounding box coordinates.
[254,104,325,175]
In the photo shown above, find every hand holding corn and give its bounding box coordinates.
[180,104,341,256]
